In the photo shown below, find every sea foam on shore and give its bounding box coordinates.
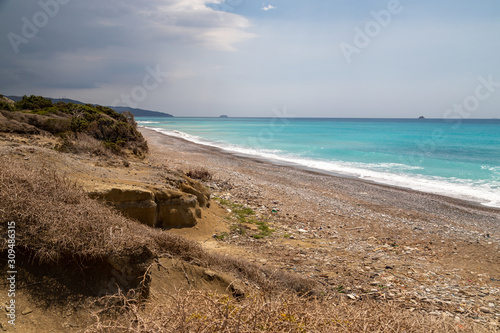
[139,118,500,208]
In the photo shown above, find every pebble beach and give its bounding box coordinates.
[141,126,500,327]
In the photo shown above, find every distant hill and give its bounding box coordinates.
[110,106,173,118]
[7,96,85,105]
[6,95,174,118]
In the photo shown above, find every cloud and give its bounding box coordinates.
[0,0,256,92]
[1,0,498,118]
[72,0,256,51]
[149,0,255,51]
[261,4,276,11]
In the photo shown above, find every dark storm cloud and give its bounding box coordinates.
[0,0,253,92]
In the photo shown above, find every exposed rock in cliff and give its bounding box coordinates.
[87,178,210,228]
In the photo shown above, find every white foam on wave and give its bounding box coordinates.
[153,128,285,155]
[482,165,500,177]
[368,163,424,171]
[137,121,160,124]
[147,126,500,208]
[279,157,500,208]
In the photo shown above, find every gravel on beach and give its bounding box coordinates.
[141,127,499,326]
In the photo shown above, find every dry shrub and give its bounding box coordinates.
[0,110,40,134]
[1,110,70,134]
[128,138,149,157]
[0,158,155,264]
[76,134,112,156]
[186,168,212,181]
[0,159,314,295]
[0,104,148,157]
[150,232,315,295]
[55,133,113,157]
[85,290,481,333]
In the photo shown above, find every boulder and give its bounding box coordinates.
[87,183,208,228]
[88,186,157,227]
[154,188,199,228]
[179,180,210,207]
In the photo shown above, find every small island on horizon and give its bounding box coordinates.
[219,115,229,118]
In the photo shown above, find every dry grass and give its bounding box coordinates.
[53,132,111,157]
[55,133,113,157]
[0,158,314,295]
[85,289,485,333]
[0,158,152,264]
[150,232,315,295]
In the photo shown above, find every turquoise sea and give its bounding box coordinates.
[138,118,500,208]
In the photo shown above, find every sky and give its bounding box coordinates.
[0,0,499,118]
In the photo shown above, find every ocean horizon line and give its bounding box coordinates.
[137,116,500,121]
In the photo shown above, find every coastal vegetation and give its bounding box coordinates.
[0,94,148,156]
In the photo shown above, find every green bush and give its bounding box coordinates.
[2,97,148,156]
[95,105,126,122]
[0,101,14,111]
[15,95,53,110]
[38,118,71,134]
[70,117,90,133]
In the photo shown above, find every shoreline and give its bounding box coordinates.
[141,125,500,211]
[0,127,497,329]
[141,126,500,239]
[139,125,500,323]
